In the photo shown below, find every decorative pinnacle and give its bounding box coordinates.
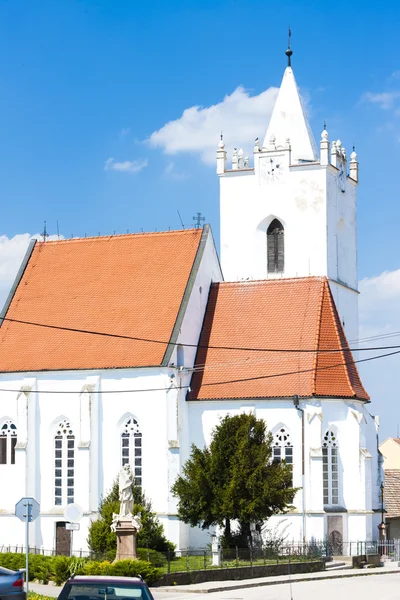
[286,27,293,67]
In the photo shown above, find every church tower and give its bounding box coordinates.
[217,44,360,344]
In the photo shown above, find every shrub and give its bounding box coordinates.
[0,553,53,582]
[136,549,167,568]
[109,559,161,584]
[0,552,161,586]
[51,556,72,586]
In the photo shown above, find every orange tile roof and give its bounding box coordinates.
[188,277,369,401]
[0,229,203,372]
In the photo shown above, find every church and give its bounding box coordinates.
[0,51,382,554]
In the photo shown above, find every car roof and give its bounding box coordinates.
[68,576,146,585]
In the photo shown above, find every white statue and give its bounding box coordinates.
[119,464,134,517]
[110,465,144,537]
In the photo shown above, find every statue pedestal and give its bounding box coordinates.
[114,518,138,562]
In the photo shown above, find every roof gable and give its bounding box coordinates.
[0,228,204,372]
[188,277,369,401]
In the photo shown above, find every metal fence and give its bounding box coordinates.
[0,543,325,573]
[2,540,399,572]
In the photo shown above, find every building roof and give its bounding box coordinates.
[385,470,400,518]
[0,228,205,372]
[263,67,318,162]
[188,277,369,401]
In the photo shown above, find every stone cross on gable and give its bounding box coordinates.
[193,212,205,229]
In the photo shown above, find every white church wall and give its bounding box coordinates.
[186,396,378,547]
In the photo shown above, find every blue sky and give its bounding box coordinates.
[0,0,400,438]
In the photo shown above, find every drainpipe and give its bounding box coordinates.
[293,395,306,543]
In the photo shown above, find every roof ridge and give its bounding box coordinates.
[212,276,326,288]
[312,278,326,396]
[36,228,201,245]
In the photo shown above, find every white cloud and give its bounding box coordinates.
[363,91,400,110]
[0,233,63,308]
[148,85,279,165]
[104,158,148,173]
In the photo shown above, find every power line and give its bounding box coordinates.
[2,315,400,355]
[0,346,397,395]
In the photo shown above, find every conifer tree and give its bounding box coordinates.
[172,413,297,545]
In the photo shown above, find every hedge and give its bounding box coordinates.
[0,552,161,586]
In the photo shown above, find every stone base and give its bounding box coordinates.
[114,519,138,562]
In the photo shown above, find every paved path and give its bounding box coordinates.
[29,565,400,598]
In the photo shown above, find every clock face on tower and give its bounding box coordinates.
[260,155,285,184]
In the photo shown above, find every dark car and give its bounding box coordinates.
[57,576,155,600]
[0,566,26,600]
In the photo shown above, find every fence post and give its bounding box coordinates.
[250,544,253,567]
[167,549,171,574]
[204,550,207,570]
[236,546,239,568]
[186,550,189,572]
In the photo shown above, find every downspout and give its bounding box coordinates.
[293,395,306,543]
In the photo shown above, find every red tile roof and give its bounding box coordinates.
[188,277,369,401]
[0,229,203,372]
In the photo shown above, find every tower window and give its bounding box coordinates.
[267,219,284,273]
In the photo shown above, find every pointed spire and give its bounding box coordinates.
[263,66,318,162]
[286,27,293,67]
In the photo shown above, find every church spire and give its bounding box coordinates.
[262,39,318,163]
[286,27,293,67]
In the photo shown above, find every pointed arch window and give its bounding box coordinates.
[121,417,142,487]
[273,428,293,479]
[54,419,75,506]
[322,430,339,505]
[0,420,17,465]
[267,219,284,273]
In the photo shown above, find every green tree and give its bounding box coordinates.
[88,481,175,557]
[172,413,297,546]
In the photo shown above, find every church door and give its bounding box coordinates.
[55,522,71,556]
[329,530,343,556]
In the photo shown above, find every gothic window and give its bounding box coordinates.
[273,428,293,480]
[322,430,339,505]
[267,219,284,273]
[0,420,17,465]
[121,417,142,487]
[54,419,75,506]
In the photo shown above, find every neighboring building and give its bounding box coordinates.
[379,438,400,538]
[0,51,382,554]
[380,437,400,470]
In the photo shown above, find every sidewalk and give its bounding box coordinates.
[153,565,400,594]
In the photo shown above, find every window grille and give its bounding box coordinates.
[267,219,284,273]
[0,420,17,465]
[322,430,339,505]
[54,419,75,506]
[273,428,293,481]
[121,417,142,487]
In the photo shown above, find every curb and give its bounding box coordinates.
[155,567,400,593]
